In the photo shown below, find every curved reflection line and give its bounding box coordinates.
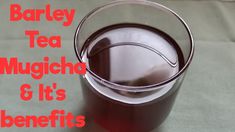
[87,42,178,67]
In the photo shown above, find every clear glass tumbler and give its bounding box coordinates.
[74,1,194,132]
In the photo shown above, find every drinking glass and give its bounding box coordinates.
[74,1,194,132]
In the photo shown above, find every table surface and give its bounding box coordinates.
[0,0,235,132]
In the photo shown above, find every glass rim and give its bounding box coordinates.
[74,0,194,92]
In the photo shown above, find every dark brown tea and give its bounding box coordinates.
[80,23,184,132]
